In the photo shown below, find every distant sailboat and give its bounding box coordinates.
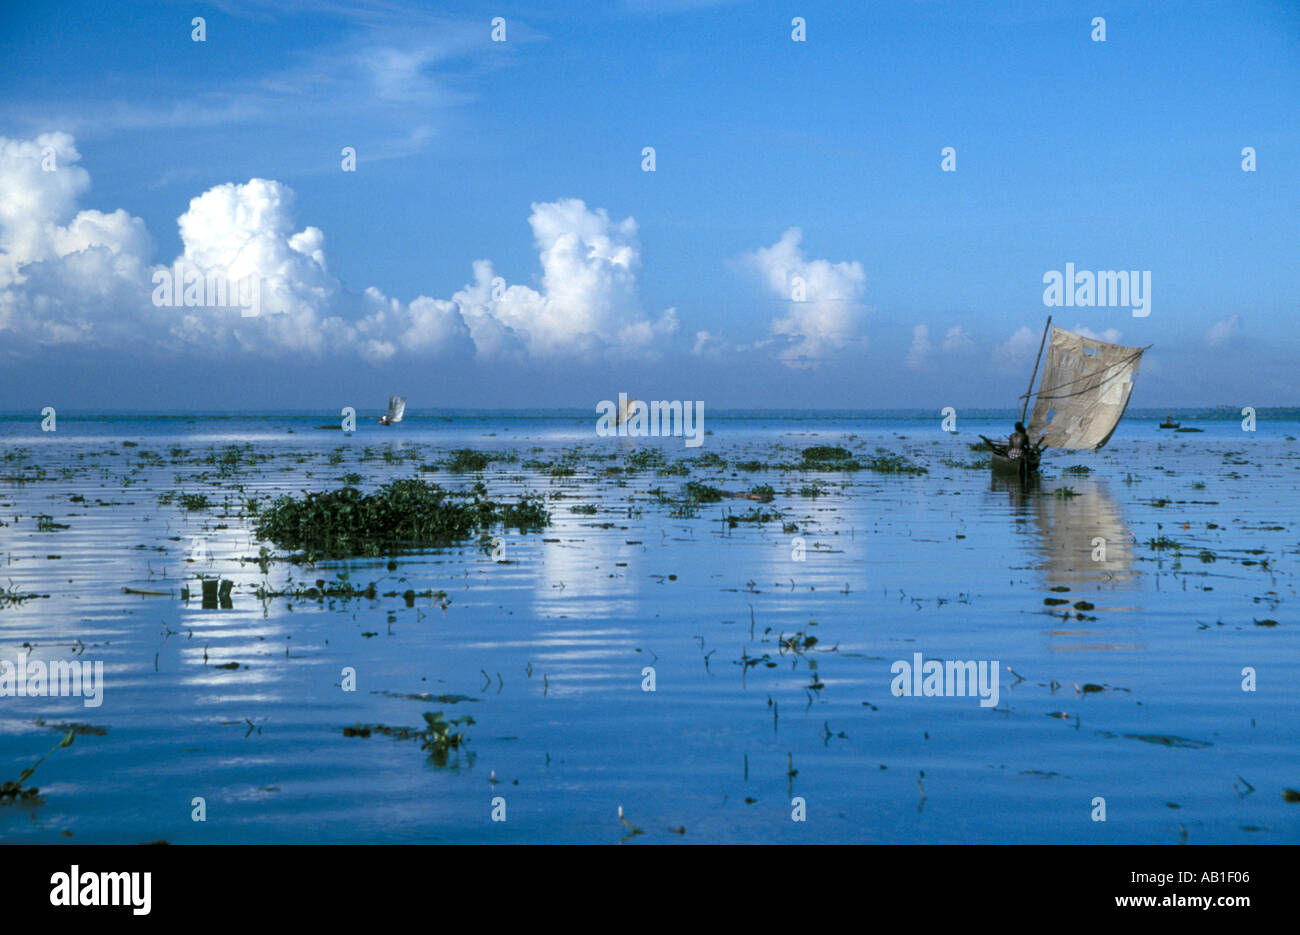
[615,395,637,428]
[982,317,1151,480]
[378,395,406,426]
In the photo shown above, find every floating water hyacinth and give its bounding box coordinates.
[254,478,548,557]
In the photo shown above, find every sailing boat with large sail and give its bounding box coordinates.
[378,395,406,426]
[982,316,1150,479]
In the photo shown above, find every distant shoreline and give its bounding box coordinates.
[0,407,1296,421]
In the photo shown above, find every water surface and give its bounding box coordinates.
[0,412,1295,843]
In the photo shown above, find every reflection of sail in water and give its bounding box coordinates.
[1032,477,1135,589]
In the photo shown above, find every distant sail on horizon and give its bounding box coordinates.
[380,395,406,425]
[1025,326,1147,451]
[615,395,636,427]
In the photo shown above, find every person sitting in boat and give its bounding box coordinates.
[1007,422,1028,458]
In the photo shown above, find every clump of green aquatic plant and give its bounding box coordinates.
[178,493,211,511]
[657,462,690,476]
[570,504,598,515]
[778,631,819,654]
[341,473,363,486]
[0,465,48,484]
[682,480,725,504]
[1,730,74,804]
[735,460,766,471]
[254,478,549,557]
[626,448,666,472]
[862,449,926,474]
[1147,535,1180,550]
[750,485,776,503]
[446,449,494,473]
[1053,487,1079,499]
[725,508,780,527]
[418,712,472,765]
[0,582,50,607]
[158,490,209,510]
[794,444,924,474]
[693,452,727,469]
[802,445,853,464]
[204,444,272,477]
[342,711,471,767]
[1062,465,1092,475]
[521,457,577,476]
[499,496,550,529]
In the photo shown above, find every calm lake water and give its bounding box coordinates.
[0,411,1296,843]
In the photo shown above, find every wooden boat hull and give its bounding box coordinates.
[981,434,1040,480]
[990,449,1038,479]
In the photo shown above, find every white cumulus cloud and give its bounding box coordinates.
[742,227,866,368]
[0,133,154,344]
[1073,324,1123,344]
[905,324,934,370]
[1206,314,1241,347]
[0,134,676,364]
[994,325,1041,371]
[910,323,975,368]
[437,199,678,361]
[942,325,974,352]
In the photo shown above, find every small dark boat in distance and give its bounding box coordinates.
[1158,415,1180,429]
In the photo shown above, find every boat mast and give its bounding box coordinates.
[1020,315,1052,424]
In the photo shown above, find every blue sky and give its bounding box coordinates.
[0,0,1296,410]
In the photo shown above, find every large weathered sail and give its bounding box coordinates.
[1025,326,1146,450]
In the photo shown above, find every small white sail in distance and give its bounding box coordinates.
[379,395,406,425]
[616,395,636,427]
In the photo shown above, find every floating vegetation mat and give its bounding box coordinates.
[254,478,549,557]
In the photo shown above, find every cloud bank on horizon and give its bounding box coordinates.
[2,131,914,372]
[0,131,1100,379]
[0,132,689,365]
[0,128,1270,401]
